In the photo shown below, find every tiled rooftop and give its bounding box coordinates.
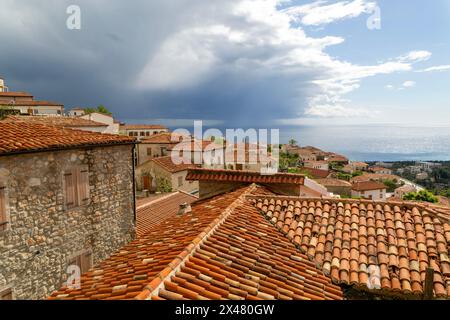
[136,192,198,237]
[0,100,63,106]
[0,122,135,155]
[352,181,387,191]
[49,181,450,300]
[120,124,167,130]
[148,156,197,173]
[316,179,352,188]
[49,187,259,300]
[0,91,33,97]
[252,196,450,298]
[151,200,343,300]
[186,168,305,185]
[3,115,107,128]
[140,132,186,144]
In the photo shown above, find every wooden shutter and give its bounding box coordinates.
[81,252,92,273]
[0,288,12,300]
[77,169,90,204]
[0,187,6,231]
[64,171,77,208]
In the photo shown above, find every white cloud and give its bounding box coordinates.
[403,81,416,88]
[283,0,377,26]
[417,65,450,73]
[135,0,432,118]
[398,50,432,62]
[385,84,394,90]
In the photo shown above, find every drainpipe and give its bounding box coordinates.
[132,144,137,222]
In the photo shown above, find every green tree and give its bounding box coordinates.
[403,190,438,203]
[155,177,172,193]
[84,105,112,116]
[288,139,297,146]
[382,179,397,192]
[0,106,20,120]
[96,104,112,115]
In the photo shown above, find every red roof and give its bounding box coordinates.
[136,192,198,237]
[49,185,343,300]
[352,181,387,191]
[186,168,305,185]
[120,124,167,130]
[140,133,186,144]
[252,196,450,298]
[0,91,33,98]
[49,181,450,300]
[300,168,330,179]
[149,156,197,173]
[0,100,63,106]
[0,122,136,155]
[4,115,107,128]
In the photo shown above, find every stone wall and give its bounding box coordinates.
[0,144,135,300]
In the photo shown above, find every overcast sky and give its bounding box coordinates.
[1,0,449,128]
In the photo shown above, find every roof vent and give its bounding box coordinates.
[178,202,192,216]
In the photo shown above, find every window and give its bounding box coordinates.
[128,132,133,136]
[178,176,183,187]
[64,168,90,209]
[140,131,145,136]
[68,251,92,274]
[147,148,152,156]
[0,186,7,231]
[146,132,150,136]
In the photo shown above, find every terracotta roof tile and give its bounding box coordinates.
[140,133,186,144]
[148,156,198,173]
[3,115,107,128]
[50,187,255,300]
[352,181,387,191]
[0,122,135,155]
[251,195,450,299]
[186,168,305,185]
[0,100,63,106]
[120,124,167,130]
[136,192,198,236]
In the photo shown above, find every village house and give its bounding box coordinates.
[394,184,417,199]
[168,139,226,170]
[0,76,8,92]
[349,161,369,172]
[136,132,187,166]
[0,79,64,116]
[316,178,352,197]
[135,156,199,195]
[79,112,120,135]
[0,121,137,300]
[120,124,169,140]
[223,143,276,172]
[50,169,450,300]
[370,166,393,175]
[351,181,387,201]
[2,115,110,134]
[416,172,429,181]
[67,108,85,117]
[304,160,329,171]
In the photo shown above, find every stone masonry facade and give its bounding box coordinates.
[0,144,135,299]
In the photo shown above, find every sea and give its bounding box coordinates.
[279,125,450,162]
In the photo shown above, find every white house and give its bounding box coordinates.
[80,112,120,134]
[351,181,387,201]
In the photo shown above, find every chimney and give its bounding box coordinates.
[177,202,192,216]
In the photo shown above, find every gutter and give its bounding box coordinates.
[132,143,137,223]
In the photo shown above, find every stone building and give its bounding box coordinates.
[135,156,198,195]
[0,121,137,300]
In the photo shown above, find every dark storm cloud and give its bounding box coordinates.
[0,0,418,127]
